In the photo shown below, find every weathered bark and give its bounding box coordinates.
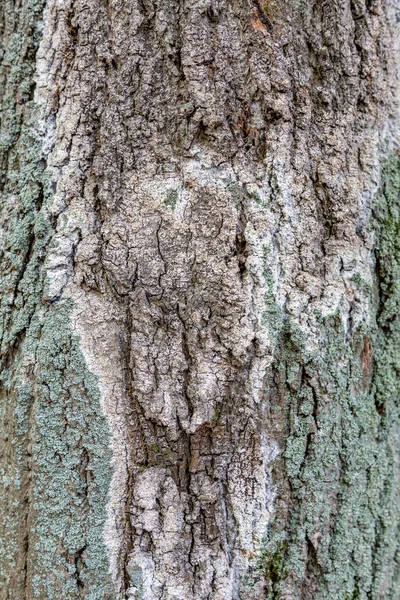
[1,0,400,598]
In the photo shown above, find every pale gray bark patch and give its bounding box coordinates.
[1,0,400,598]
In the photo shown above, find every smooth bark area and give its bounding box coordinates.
[0,0,400,598]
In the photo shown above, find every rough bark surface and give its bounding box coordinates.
[0,0,400,599]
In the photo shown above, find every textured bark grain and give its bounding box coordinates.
[1,0,400,599]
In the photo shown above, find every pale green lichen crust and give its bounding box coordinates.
[242,156,400,600]
[0,1,114,597]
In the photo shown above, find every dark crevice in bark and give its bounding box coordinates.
[74,545,87,596]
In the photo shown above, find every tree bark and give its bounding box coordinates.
[1,0,400,598]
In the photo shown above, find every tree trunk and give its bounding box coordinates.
[1,0,400,598]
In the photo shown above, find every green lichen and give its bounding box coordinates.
[164,188,178,210]
[351,272,371,295]
[26,300,114,599]
[259,0,279,21]
[227,181,243,207]
[367,154,400,598]
[212,405,222,426]
[247,187,269,209]
[126,562,144,599]
[259,536,289,599]
[0,2,114,597]
[256,155,400,599]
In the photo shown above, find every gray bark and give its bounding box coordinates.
[1,0,400,599]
